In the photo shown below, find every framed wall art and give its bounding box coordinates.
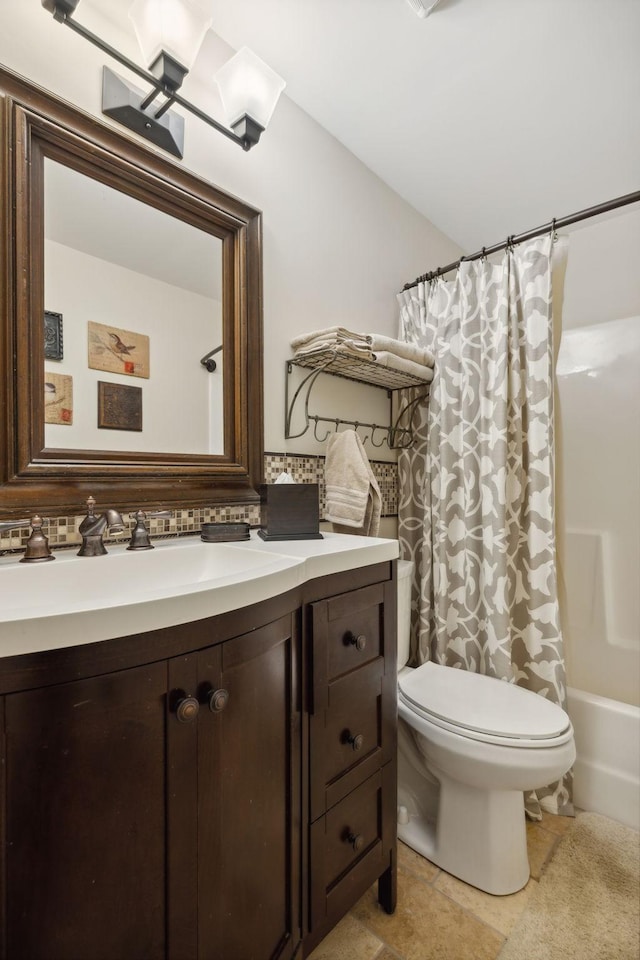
[44,372,73,424]
[88,321,150,379]
[44,310,64,360]
[97,381,143,431]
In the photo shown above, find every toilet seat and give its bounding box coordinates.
[399,662,573,748]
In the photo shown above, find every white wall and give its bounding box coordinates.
[0,4,461,464]
[44,241,221,455]
[556,207,640,706]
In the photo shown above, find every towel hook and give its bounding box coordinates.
[313,416,332,443]
[369,424,387,448]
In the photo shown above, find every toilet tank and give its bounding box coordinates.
[397,559,414,670]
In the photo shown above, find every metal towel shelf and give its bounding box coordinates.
[285,349,431,449]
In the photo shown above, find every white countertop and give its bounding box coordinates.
[0,531,398,659]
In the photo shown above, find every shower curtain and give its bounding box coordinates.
[397,234,573,817]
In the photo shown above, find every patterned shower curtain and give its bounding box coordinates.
[397,234,573,817]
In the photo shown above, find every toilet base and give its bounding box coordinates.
[398,770,530,896]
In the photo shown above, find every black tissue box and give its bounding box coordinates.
[258,483,323,541]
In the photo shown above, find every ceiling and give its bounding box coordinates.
[86,0,640,254]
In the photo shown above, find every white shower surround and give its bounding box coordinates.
[567,688,639,831]
[557,208,640,829]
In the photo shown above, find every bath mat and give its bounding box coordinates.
[498,812,639,960]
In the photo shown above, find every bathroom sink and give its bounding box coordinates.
[0,531,398,658]
[0,536,303,656]
[0,538,292,611]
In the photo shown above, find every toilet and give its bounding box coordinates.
[395,560,576,895]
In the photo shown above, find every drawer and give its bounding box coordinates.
[310,657,393,818]
[324,659,384,785]
[309,764,395,936]
[312,583,388,684]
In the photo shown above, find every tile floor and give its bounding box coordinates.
[308,813,572,960]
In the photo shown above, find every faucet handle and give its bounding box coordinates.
[127,509,172,551]
[0,516,55,563]
[0,515,55,563]
[21,515,55,563]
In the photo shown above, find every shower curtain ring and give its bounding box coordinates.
[551,218,558,242]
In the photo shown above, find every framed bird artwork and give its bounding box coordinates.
[88,321,150,378]
[44,372,73,425]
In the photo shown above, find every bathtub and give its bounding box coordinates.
[567,687,640,831]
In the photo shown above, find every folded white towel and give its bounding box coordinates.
[371,351,434,382]
[293,341,373,361]
[368,334,434,369]
[291,329,435,372]
[296,332,369,350]
[290,326,367,350]
[324,430,381,537]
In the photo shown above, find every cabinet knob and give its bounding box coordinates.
[208,688,230,713]
[175,695,200,723]
[346,831,364,852]
[344,731,364,752]
[345,632,367,652]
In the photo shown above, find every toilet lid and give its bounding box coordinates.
[399,662,571,742]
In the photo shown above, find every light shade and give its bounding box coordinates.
[214,47,286,131]
[405,0,442,17]
[129,0,213,72]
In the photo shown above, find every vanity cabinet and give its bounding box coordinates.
[0,560,395,960]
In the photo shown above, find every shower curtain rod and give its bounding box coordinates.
[403,189,640,291]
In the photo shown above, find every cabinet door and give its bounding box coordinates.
[195,613,301,960]
[3,663,168,960]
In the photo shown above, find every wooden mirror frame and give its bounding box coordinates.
[0,66,263,519]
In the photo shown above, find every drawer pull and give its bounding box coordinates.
[345,632,367,652]
[175,695,200,723]
[208,688,230,713]
[344,731,364,752]
[346,831,364,852]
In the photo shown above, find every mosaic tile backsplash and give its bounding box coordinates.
[0,451,398,554]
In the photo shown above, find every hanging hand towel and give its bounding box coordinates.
[324,430,381,536]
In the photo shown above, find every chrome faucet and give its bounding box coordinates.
[78,497,125,557]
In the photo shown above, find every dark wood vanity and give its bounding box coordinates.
[0,560,397,959]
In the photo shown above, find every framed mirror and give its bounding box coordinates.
[0,66,263,518]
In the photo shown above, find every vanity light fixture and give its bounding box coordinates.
[41,0,286,158]
[405,0,443,18]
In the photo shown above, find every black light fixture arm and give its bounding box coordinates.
[42,1,259,151]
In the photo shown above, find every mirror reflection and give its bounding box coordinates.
[43,159,224,455]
